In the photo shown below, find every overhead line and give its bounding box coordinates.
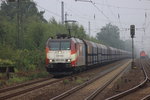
[36,4,61,17]
[75,0,111,22]
[65,7,94,22]
[90,1,111,22]
[95,2,150,10]
[105,0,125,39]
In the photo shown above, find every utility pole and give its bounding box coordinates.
[61,1,64,24]
[17,0,20,49]
[130,25,135,68]
[8,0,20,48]
[65,12,68,31]
[65,20,77,37]
[88,21,91,36]
[65,12,68,22]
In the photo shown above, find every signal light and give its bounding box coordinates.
[130,25,135,38]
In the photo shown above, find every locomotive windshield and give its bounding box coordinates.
[61,42,70,50]
[49,42,60,50]
[49,41,70,50]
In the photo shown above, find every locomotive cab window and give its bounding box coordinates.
[61,41,70,50]
[49,40,70,50]
[49,42,60,50]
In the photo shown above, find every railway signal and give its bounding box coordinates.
[130,25,135,38]
[130,25,135,68]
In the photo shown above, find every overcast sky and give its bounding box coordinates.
[33,0,150,56]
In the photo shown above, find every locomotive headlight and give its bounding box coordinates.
[66,59,71,62]
[49,59,53,62]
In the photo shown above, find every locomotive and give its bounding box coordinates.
[140,51,148,58]
[45,35,131,75]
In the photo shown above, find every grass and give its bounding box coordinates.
[7,76,28,85]
[63,79,70,84]
[75,77,84,84]
[28,71,49,80]
[0,68,49,88]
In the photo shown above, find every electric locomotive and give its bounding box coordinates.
[45,35,86,75]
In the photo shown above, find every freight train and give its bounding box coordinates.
[45,35,131,75]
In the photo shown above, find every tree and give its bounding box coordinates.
[96,23,124,49]
[0,0,46,21]
[124,39,132,51]
[0,0,47,48]
[70,23,86,38]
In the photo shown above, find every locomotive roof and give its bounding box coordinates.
[71,38,84,43]
[46,37,131,54]
[48,39,70,41]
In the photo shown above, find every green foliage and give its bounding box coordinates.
[75,77,84,84]
[0,59,15,66]
[63,79,70,84]
[0,70,49,87]
[8,76,28,84]
[0,45,45,70]
[28,71,49,80]
[124,39,132,51]
[0,45,15,60]
[96,23,131,51]
[0,79,7,86]
[96,23,121,48]
[13,49,45,70]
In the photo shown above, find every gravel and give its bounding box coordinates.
[94,59,145,100]
[7,60,129,100]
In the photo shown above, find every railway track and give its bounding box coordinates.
[105,59,150,100]
[141,94,150,100]
[0,76,62,100]
[0,60,128,100]
[50,60,131,100]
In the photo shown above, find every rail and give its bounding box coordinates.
[85,61,130,100]
[0,77,62,100]
[50,60,131,100]
[105,59,149,100]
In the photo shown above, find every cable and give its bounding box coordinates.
[65,7,96,22]
[76,0,111,22]
[90,1,111,22]
[95,2,150,11]
[34,1,61,17]
[36,4,61,17]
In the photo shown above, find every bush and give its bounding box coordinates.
[13,49,45,70]
[0,45,45,71]
[8,76,28,84]
[0,59,15,67]
[28,71,49,80]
